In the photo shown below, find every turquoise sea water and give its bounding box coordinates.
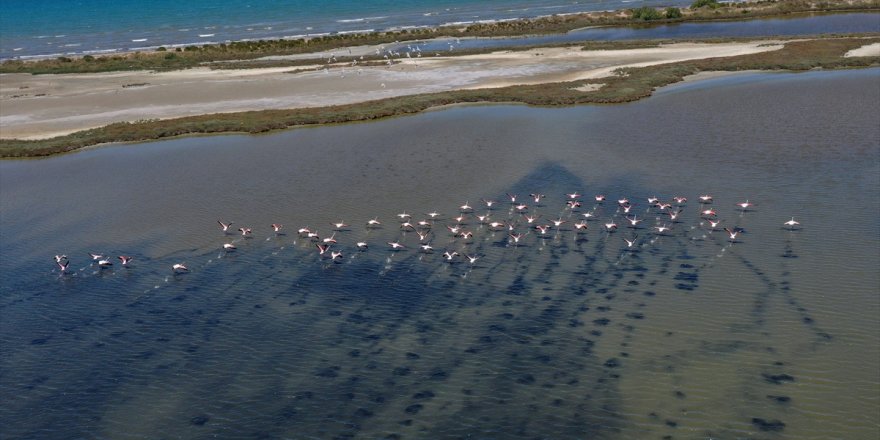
[3,0,878,60]
[0,0,678,59]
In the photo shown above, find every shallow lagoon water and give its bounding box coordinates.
[1,68,878,439]
[397,13,880,53]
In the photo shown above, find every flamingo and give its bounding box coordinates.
[784,217,800,229]
[118,255,133,266]
[625,216,642,228]
[654,224,672,234]
[172,263,188,273]
[217,220,234,232]
[387,241,406,250]
[223,243,236,251]
[724,227,742,241]
[271,223,283,233]
[737,200,754,210]
[624,235,638,248]
[509,232,525,245]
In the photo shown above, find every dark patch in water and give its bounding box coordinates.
[413,390,435,400]
[404,404,423,415]
[752,418,785,431]
[315,366,341,378]
[603,358,620,368]
[763,373,795,385]
[354,407,374,418]
[190,415,209,426]
[767,395,791,404]
[517,374,536,384]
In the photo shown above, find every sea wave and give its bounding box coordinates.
[336,16,389,23]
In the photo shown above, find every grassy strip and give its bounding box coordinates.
[1,36,877,158]
[1,0,877,74]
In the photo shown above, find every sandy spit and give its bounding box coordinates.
[0,41,783,140]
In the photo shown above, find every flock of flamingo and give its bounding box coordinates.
[52,192,801,275]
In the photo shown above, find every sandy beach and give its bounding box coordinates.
[0,40,816,140]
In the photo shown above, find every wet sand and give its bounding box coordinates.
[0,41,784,140]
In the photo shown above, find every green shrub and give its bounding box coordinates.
[631,6,662,20]
[82,55,95,62]
[665,7,683,18]
[157,46,167,52]
[691,0,720,8]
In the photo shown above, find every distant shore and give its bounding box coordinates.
[1,1,879,158]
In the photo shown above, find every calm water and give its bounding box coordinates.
[1,68,879,439]
[399,12,880,53]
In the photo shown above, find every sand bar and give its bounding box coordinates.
[0,41,783,140]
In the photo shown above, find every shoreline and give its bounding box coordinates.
[2,0,878,73]
[0,0,880,63]
[1,35,877,158]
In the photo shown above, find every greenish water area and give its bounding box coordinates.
[1,68,878,439]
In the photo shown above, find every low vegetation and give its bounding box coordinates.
[1,36,876,158]
[0,0,877,74]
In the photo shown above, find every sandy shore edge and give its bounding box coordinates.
[0,41,786,140]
